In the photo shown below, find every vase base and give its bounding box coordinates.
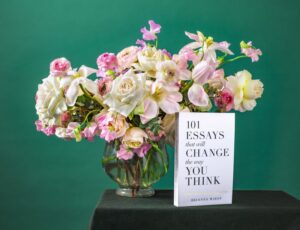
[116,187,155,198]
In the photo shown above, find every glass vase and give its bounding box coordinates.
[102,139,168,197]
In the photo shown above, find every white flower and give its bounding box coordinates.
[227,70,264,112]
[35,76,68,124]
[103,69,146,116]
[122,127,148,148]
[137,46,164,72]
[155,60,179,84]
[65,66,98,106]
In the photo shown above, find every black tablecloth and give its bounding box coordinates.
[89,190,300,230]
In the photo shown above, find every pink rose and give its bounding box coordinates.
[60,111,71,125]
[214,88,234,111]
[97,77,113,96]
[50,57,71,77]
[96,53,118,77]
[116,144,134,160]
[97,112,129,142]
[117,46,139,69]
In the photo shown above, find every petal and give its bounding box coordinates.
[140,97,159,124]
[192,61,214,84]
[210,41,234,55]
[188,83,209,107]
[149,20,161,33]
[65,79,80,106]
[158,92,182,114]
[179,69,192,80]
[141,27,156,40]
[78,65,97,78]
[158,100,180,114]
[180,42,202,53]
[184,31,200,42]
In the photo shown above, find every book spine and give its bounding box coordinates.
[174,112,180,206]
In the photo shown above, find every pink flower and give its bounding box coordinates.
[146,129,165,141]
[82,122,98,141]
[162,49,172,59]
[241,41,262,62]
[117,46,139,69]
[43,126,56,136]
[187,61,215,107]
[140,20,161,41]
[134,143,152,158]
[136,39,147,48]
[50,57,71,77]
[60,111,71,125]
[65,122,80,138]
[214,88,234,111]
[97,112,129,142]
[96,53,118,77]
[97,77,113,96]
[35,120,43,131]
[116,144,134,160]
[35,120,56,136]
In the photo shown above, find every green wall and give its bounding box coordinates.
[1,0,299,229]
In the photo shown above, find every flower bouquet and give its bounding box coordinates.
[35,20,263,197]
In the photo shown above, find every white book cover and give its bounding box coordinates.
[174,112,235,207]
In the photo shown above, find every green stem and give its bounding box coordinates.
[143,150,153,175]
[219,55,248,67]
[79,84,104,107]
[149,141,168,173]
[181,80,194,94]
[155,39,158,48]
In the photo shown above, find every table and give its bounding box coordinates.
[89,190,300,230]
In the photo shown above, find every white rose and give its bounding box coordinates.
[35,76,68,124]
[103,69,146,116]
[227,70,264,112]
[137,46,164,72]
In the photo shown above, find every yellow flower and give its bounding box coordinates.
[122,127,148,149]
[227,70,264,112]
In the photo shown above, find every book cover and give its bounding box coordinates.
[174,112,235,207]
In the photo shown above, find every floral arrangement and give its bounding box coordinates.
[35,20,264,161]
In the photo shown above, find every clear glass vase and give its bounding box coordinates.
[102,139,168,197]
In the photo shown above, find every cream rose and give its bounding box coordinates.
[35,76,68,124]
[122,127,148,148]
[137,46,164,72]
[103,69,146,117]
[117,46,139,69]
[227,70,264,112]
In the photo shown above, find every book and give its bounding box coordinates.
[174,112,235,207]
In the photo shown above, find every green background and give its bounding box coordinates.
[1,0,300,229]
